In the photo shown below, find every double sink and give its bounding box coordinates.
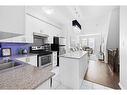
[0,59,23,71]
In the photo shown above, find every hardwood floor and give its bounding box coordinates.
[84,60,120,89]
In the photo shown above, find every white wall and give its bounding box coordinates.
[119,6,127,89]
[81,17,106,35]
[107,8,119,49]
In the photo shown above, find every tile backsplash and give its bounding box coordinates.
[0,43,31,57]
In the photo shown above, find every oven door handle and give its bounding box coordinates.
[39,54,51,57]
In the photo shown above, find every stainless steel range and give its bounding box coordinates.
[38,54,51,67]
[30,45,52,67]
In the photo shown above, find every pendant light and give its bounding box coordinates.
[72,7,81,32]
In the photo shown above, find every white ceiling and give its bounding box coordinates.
[26,6,72,26]
[79,6,118,21]
[26,6,118,26]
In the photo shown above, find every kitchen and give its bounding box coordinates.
[0,6,72,89]
[0,6,120,89]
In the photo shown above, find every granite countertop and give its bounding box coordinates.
[0,62,54,89]
[59,51,87,59]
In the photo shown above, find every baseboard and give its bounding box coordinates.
[119,82,123,89]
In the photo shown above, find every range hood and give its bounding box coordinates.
[33,32,49,38]
[0,31,22,40]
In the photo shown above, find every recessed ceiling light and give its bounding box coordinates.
[41,7,54,15]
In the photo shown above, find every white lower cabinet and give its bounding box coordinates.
[59,52,88,89]
[16,55,37,66]
[35,79,50,89]
[52,51,57,68]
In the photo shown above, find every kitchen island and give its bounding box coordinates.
[0,60,54,89]
[59,51,88,89]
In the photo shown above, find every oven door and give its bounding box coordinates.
[38,54,51,67]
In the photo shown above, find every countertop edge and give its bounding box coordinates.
[59,51,88,59]
[33,72,55,89]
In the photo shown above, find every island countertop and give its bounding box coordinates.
[0,62,54,89]
[59,51,88,59]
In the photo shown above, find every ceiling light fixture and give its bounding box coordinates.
[42,7,54,15]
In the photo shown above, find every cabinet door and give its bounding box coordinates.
[0,6,25,34]
[25,14,38,43]
[25,14,48,43]
[27,55,37,66]
[16,55,37,66]
[0,35,26,43]
[25,13,62,43]
[52,52,57,67]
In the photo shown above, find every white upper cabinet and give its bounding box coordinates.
[25,13,62,44]
[0,35,26,43]
[0,6,25,35]
[25,14,36,43]
[0,6,62,43]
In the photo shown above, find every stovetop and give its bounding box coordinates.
[31,51,52,56]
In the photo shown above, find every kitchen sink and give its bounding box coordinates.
[0,60,22,71]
